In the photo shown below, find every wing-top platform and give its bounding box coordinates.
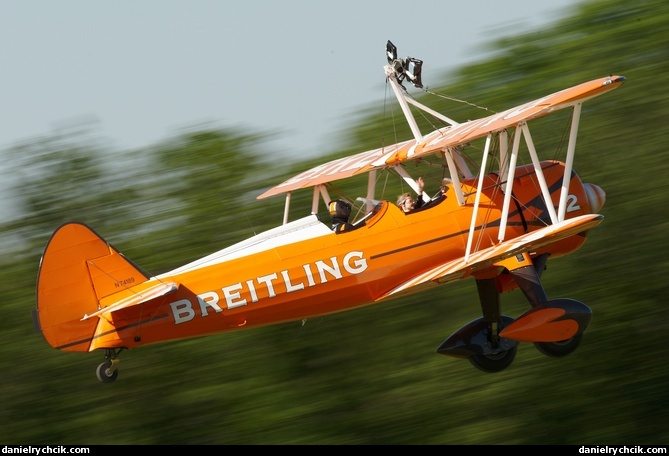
[257,76,625,201]
[257,53,622,260]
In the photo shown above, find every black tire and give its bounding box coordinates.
[469,344,517,373]
[96,361,119,383]
[534,333,583,358]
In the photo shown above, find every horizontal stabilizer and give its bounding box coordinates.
[82,281,178,321]
[376,214,603,301]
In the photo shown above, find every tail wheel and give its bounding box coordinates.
[96,360,119,383]
[469,344,517,373]
[534,333,583,358]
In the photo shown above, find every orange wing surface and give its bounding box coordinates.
[377,213,603,301]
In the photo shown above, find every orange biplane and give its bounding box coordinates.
[33,41,625,382]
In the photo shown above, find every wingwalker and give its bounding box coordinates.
[33,41,625,382]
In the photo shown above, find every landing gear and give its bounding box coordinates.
[469,344,517,373]
[437,252,592,373]
[534,333,583,358]
[96,360,119,383]
[438,276,520,373]
[436,315,518,373]
[95,348,124,383]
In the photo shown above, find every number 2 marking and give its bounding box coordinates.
[566,194,580,212]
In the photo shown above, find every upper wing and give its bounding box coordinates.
[375,214,603,301]
[257,138,414,199]
[257,75,625,200]
[372,75,626,167]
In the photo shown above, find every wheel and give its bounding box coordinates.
[534,333,583,358]
[469,344,517,373]
[96,361,119,383]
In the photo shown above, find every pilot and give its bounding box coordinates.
[397,176,428,213]
[397,176,447,213]
[329,199,354,233]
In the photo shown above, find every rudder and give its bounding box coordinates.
[34,222,150,352]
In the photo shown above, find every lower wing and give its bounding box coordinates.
[376,214,603,301]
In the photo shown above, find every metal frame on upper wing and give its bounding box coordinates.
[257,51,625,259]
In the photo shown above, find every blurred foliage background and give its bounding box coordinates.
[1,0,668,444]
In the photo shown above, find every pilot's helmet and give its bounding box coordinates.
[329,200,351,220]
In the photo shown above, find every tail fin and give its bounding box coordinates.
[34,222,150,352]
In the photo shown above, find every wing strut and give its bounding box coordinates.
[522,123,559,226]
[495,102,583,243]
[404,97,459,127]
[445,148,466,206]
[558,102,582,222]
[282,192,291,225]
[498,126,523,242]
[498,130,510,192]
[365,170,377,212]
[465,134,493,262]
[385,64,423,142]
